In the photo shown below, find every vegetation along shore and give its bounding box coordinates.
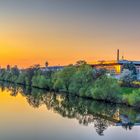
[0,60,140,108]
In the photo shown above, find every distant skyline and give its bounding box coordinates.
[0,0,140,68]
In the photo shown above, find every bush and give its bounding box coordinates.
[91,76,121,102]
[122,89,140,107]
[32,75,50,89]
[131,81,140,88]
[16,72,26,85]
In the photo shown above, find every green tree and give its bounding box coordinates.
[16,71,26,85]
[69,64,94,96]
[52,65,76,92]
[91,76,120,102]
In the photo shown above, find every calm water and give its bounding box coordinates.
[0,83,140,140]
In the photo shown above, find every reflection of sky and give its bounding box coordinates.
[0,90,140,140]
[0,0,140,67]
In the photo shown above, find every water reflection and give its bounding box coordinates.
[0,82,140,136]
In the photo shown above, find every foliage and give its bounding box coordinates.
[122,62,137,76]
[69,64,94,96]
[120,69,135,86]
[1,61,140,108]
[32,75,49,89]
[122,89,140,107]
[91,76,121,102]
[52,65,76,91]
[16,72,26,85]
[122,62,137,82]
[131,81,140,88]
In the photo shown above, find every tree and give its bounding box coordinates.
[10,66,20,82]
[91,76,120,102]
[93,68,107,79]
[122,62,137,80]
[16,72,26,85]
[0,68,6,80]
[120,69,135,86]
[52,65,76,92]
[24,68,35,86]
[6,65,11,71]
[75,60,87,66]
[45,61,49,67]
[69,64,94,95]
[94,118,109,136]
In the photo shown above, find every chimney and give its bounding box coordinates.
[117,49,120,61]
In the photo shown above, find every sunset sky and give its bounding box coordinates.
[0,0,140,68]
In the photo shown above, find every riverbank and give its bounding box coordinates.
[0,63,139,108]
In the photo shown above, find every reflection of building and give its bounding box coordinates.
[113,109,120,121]
[89,49,140,76]
[115,122,138,130]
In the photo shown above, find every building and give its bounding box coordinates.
[89,50,140,77]
[41,66,64,72]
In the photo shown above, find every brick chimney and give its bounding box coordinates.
[117,49,120,61]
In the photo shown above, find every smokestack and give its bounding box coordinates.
[117,49,120,61]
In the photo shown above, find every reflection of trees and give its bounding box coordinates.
[26,94,43,108]
[0,82,19,96]
[94,118,109,136]
[0,82,139,136]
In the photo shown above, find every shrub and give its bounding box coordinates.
[91,76,121,102]
[122,89,140,107]
[120,69,136,86]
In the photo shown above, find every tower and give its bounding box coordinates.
[117,49,120,61]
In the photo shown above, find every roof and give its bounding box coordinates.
[89,60,140,66]
[118,60,140,65]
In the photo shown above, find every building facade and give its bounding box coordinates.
[90,60,140,76]
[89,50,140,79]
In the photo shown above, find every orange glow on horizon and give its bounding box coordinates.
[0,1,140,68]
[1,34,140,68]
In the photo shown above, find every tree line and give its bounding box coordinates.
[0,61,139,107]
